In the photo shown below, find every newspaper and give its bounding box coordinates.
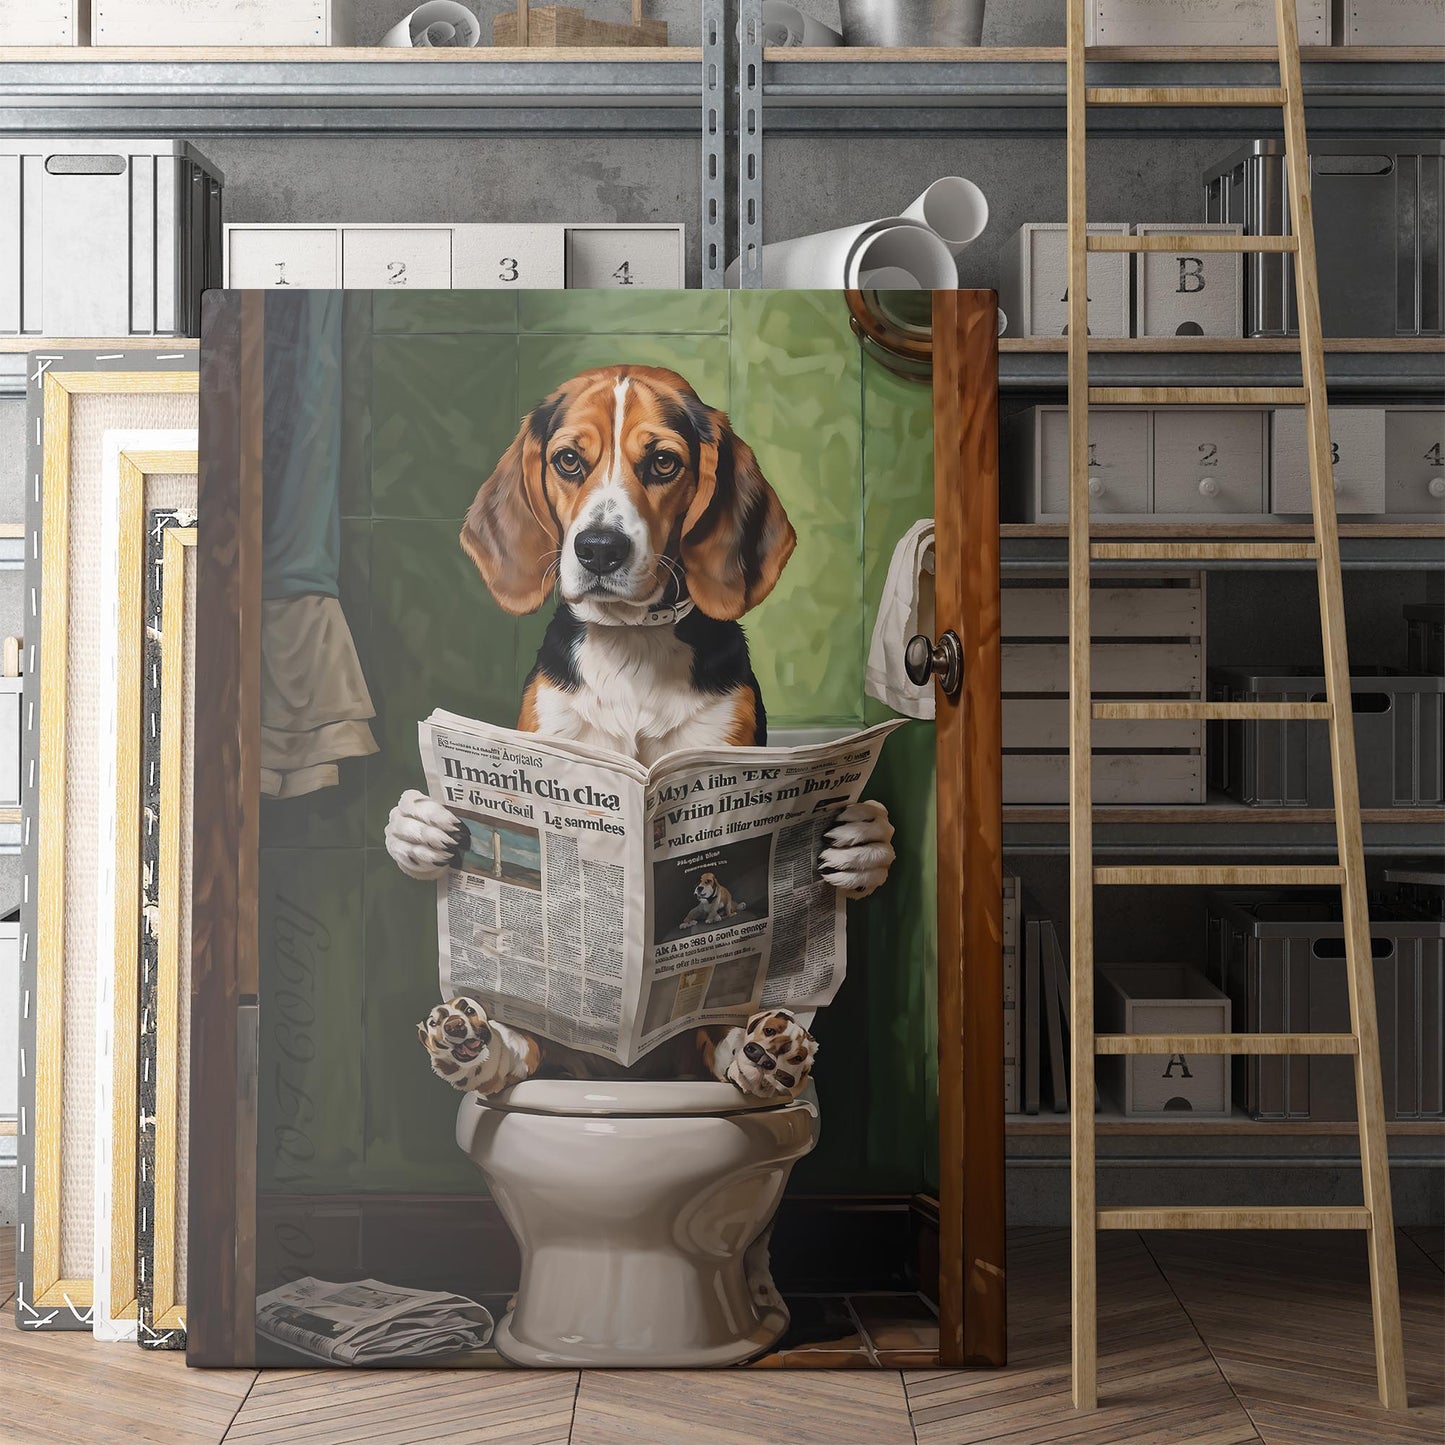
[255,1277,495,1364]
[420,710,903,1066]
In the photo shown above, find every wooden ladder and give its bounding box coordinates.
[1064,0,1408,1412]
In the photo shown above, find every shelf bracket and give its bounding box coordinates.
[737,0,763,289]
[701,0,727,289]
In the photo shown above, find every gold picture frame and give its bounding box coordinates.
[17,355,197,1328]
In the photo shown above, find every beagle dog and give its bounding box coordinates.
[682,871,742,931]
[388,366,896,1100]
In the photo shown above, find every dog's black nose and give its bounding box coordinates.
[744,1041,773,1068]
[574,528,631,576]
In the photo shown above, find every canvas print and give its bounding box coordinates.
[196,288,945,1369]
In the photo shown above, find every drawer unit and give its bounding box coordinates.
[1134,223,1244,339]
[565,224,685,289]
[1005,406,1149,521]
[1384,407,1445,514]
[1205,139,1444,338]
[1097,966,1232,1119]
[1152,408,1267,517]
[1405,604,1445,676]
[1088,0,1328,43]
[453,225,566,290]
[227,227,340,290]
[997,223,1131,339]
[94,0,350,44]
[1003,574,1206,805]
[1271,407,1386,515]
[1208,892,1444,1121]
[1332,0,1445,43]
[342,228,452,290]
[1209,665,1445,807]
[0,0,85,42]
[0,139,223,338]
[225,223,680,290]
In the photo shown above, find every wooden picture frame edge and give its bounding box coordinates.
[16,352,198,1331]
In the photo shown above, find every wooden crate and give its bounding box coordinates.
[1002,574,1206,806]
[93,0,350,45]
[1097,965,1232,1119]
[494,4,667,46]
[1088,0,1328,44]
[0,0,86,43]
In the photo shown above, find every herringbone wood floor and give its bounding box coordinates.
[2,1225,1441,1444]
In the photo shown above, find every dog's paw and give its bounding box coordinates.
[418,997,495,1090]
[713,1011,816,1101]
[387,790,467,880]
[818,799,895,899]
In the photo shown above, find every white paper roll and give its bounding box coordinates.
[382,1,481,47]
[726,217,955,290]
[762,2,844,46]
[997,307,1008,336]
[902,177,989,255]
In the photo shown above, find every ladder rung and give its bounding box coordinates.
[1088,387,1308,405]
[1086,86,1287,107]
[1095,1033,1358,1057]
[1094,866,1345,886]
[1093,701,1331,721]
[1087,234,1297,253]
[1090,542,1321,562]
[1097,1207,1370,1232]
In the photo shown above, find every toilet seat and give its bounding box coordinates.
[469,1076,807,1118]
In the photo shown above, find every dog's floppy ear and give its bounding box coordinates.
[681,408,796,621]
[460,401,560,615]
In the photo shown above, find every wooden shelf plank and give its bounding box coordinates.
[1006,1112,1445,1137]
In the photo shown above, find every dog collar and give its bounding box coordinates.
[641,598,694,626]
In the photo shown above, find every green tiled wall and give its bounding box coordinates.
[258,290,937,1196]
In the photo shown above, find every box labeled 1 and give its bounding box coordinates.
[1134,223,1243,338]
[226,227,340,289]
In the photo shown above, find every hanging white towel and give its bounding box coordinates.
[865,518,936,720]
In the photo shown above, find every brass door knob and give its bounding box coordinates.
[904,630,963,699]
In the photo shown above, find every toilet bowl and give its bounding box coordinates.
[456,1076,820,1367]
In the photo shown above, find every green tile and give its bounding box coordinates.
[373,290,520,335]
[519,289,728,336]
[517,333,731,417]
[729,290,865,728]
[364,520,530,843]
[370,335,519,520]
[259,519,372,852]
[257,848,367,1194]
[360,848,483,1193]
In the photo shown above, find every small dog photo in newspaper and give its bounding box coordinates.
[653,836,770,943]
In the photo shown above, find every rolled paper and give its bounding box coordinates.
[997,307,1009,335]
[902,176,990,255]
[726,217,956,290]
[381,1,481,47]
[857,266,923,289]
[761,2,844,46]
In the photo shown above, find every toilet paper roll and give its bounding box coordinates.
[902,177,989,255]
[726,218,956,290]
[762,2,844,45]
[382,1,481,47]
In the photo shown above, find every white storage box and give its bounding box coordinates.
[997,223,1131,339]
[93,0,350,45]
[566,224,685,289]
[1005,406,1150,521]
[1384,407,1445,515]
[225,223,681,290]
[0,139,223,338]
[1134,223,1243,339]
[1332,0,1444,44]
[1088,0,1329,45]
[1152,408,1267,518]
[1098,966,1232,1119]
[1271,407,1387,515]
[0,0,87,43]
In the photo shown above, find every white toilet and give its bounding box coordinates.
[456,1077,820,1367]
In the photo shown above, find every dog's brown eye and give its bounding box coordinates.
[553,448,584,479]
[647,451,681,482]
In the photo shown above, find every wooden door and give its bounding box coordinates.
[932,290,1007,1366]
